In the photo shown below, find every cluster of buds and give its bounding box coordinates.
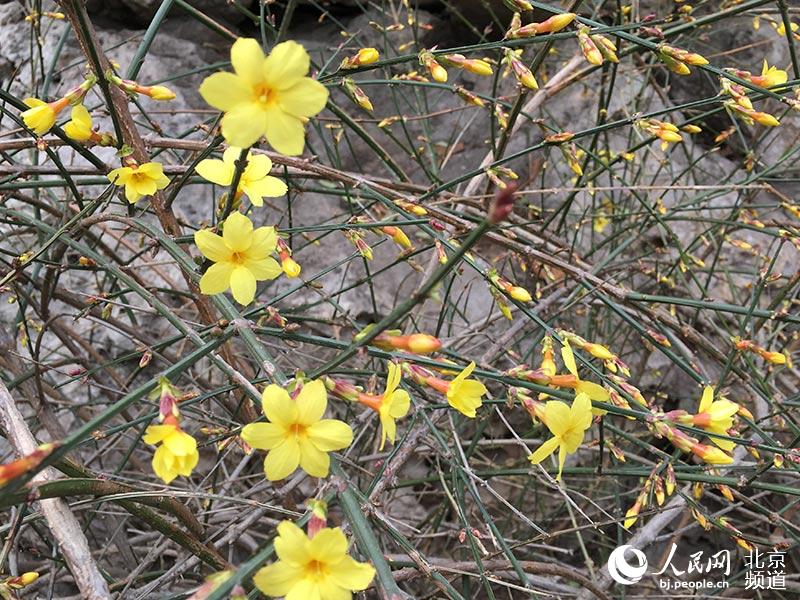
[379,225,413,251]
[20,74,97,136]
[488,269,532,303]
[106,70,176,100]
[608,374,649,408]
[0,443,57,487]
[276,238,301,278]
[419,49,448,83]
[24,10,64,23]
[359,327,442,355]
[257,306,298,332]
[505,363,581,391]
[339,47,379,69]
[577,27,603,65]
[342,77,373,112]
[636,118,684,147]
[624,464,676,528]
[732,337,789,365]
[323,376,362,403]
[650,419,733,464]
[718,517,754,551]
[720,77,780,126]
[506,12,576,39]
[441,53,493,77]
[485,166,519,189]
[657,44,708,75]
[490,285,513,320]
[343,229,373,260]
[0,572,39,599]
[503,48,538,90]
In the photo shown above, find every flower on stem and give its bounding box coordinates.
[240,380,353,480]
[446,362,488,417]
[503,0,533,11]
[693,386,739,451]
[725,101,780,127]
[106,70,177,100]
[196,147,287,206]
[503,48,538,90]
[528,392,593,480]
[651,420,733,465]
[356,362,411,450]
[657,44,708,75]
[0,443,57,487]
[342,77,373,112]
[344,229,373,260]
[199,38,329,154]
[560,340,610,404]
[406,361,487,418]
[732,337,789,365]
[1,572,39,596]
[194,211,282,305]
[108,162,170,203]
[637,118,683,146]
[253,521,375,599]
[455,86,485,107]
[578,27,603,65]
[143,416,199,484]
[63,104,92,141]
[508,12,576,38]
[735,60,788,88]
[592,33,619,63]
[276,237,301,278]
[340,47,379,69]
[488,269,532,303]
[419,49,448,82]
[442,53,493,76]
[20,75,95,135]
[380,225,413,250]
[369,329,442,355]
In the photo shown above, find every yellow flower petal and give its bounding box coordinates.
[196,158,233,186]
[199,261,234,295]
[199,71,252,111]
[246,226,278,256]
[143,424,176,445]
[264,107,306,156]
[561,341,577,376]
[308,528,347,562]
[241,422,284,450]
[295,379,327,425]
[389,389,410,419]
[543,401,571,436]
[152,444,177,483]
[528,435,559,464]
[298,437,330,477]
[274,521,311,563]
[231,37,266,85]
[253,561,302,597]
[328,556,376,591]
[261,384,297,426]
[241,176,287,205]
[230,265,257,304]
[222,212,254,252]
[163,429,197,456]
[263,40,311,90]
[194,229,231,262]
[244,257,282,280]
[242,152,272,179]
[278,78,329,118]
[307,419,353,451]
[570,392,593,430]
[699,386,714,413]
[263,438,300,480]
[221,102,269,148]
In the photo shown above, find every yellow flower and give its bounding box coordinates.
[528,392,593,480]
[446,361,487,418]
[143,420,199,484]
[194,212,282,305]
[21,96,69,135]
[373,363,411,450]
[146,85,177,100]
[108,162,170,203]
[196,147,287,206]
[757,60,788,87]
[199,38,329,155]
[695,386,739,451]
[254,521,375,598]
[240,380,353,480]
[63,104,93,141]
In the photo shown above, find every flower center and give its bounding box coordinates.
[289,423,308,438]
[305,559,327,579]
[254,83,276,106]
[230,251,245,265]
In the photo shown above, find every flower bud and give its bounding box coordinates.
[419,50,448,82]
[578,28,603,65]
[340,47,379,69]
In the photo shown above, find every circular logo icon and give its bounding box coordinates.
[607,545,648,585]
